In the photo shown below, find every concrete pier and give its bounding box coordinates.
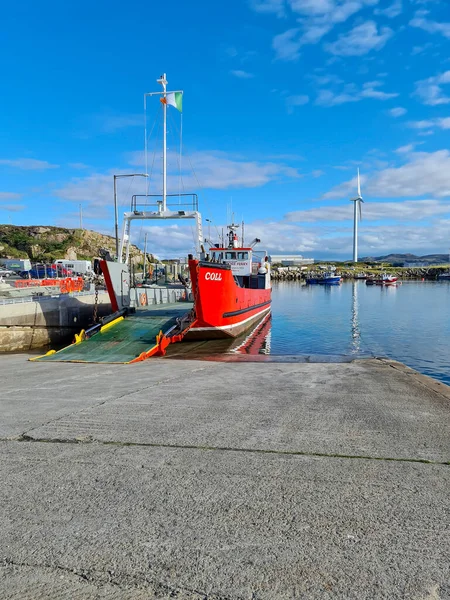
[1,354,449,599]
[0,291,111,352]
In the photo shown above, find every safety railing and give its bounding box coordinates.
[130,193,198,212]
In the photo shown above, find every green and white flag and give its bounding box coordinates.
[161,91,182,113]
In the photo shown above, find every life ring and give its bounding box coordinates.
[140,293,147,306]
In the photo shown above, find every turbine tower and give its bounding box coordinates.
[350,168,364,263]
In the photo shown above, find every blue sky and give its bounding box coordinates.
[1,0,450,259]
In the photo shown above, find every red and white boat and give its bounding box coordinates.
[366,273,399,286]
[100,73,272,351]
[186,224,271,339]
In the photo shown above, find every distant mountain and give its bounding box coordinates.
[360,253,449,265]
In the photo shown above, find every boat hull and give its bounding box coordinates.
[186,260,271,339]
[306,276,341,285]
[367,277,398,286]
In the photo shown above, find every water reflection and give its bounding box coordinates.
[166,313,272,359]
[350,281,361,354]
[231,313,272,355]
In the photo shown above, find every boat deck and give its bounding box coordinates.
[33,302,193,364]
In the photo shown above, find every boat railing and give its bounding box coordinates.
[130,193,199,212]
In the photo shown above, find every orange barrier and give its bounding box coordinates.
[14,277,84,293]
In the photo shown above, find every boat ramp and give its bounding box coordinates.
[33,302,193,364]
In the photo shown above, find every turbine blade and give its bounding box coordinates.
[358,199,362,221]
[357,168,361,198]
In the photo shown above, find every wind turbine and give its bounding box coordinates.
[350,168,364,263]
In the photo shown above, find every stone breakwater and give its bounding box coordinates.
[270,266,450,281]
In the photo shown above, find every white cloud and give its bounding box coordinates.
[230,70,255,78]
[411,42,433,55]
[0,204,25,213]
[272,28,302,60]
[134,150,301,190]
[55,173,128,209]
[325,20,393,56]
[285,199,450,223]
[317,89,360,106]
[389,107,407,117]
[0,192,22,200]
[270,0,381,59]
[250,0,286,18]
[414,71,450,105]
[360,87,398,100]
[395,144,415,154]
[0,158,59,170]
[69,162,90,169]
[55,151,301,210]
[316,81,398,106]
[286,94,310,112]
[324,150,450,199]
[408,117,450,130]
[410,11,450,38]
[374,0,402,18]
[0,192,25,213]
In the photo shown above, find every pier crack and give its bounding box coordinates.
[2,557,235,599]
[4,435,449,467]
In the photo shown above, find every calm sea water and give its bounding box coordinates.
[271,280,450,385]
[172,280,450,386]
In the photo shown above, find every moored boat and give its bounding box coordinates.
[306,271,341,285]
[101,73,271,345]
[366,273,399,286]
[186,224,271,339]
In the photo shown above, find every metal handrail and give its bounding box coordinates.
[131,193,198,212]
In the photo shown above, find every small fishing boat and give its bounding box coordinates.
[306,271,341,285]
[366,273,398,286]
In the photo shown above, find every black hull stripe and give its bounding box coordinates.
[222,300,271,318]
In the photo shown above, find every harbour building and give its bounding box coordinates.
[269,255,314,266]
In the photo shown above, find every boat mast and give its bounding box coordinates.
[157,73,168,212]
[119,75,203,262]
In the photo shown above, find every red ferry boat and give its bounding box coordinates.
[186,223,272,339]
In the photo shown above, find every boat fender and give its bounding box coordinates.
[140,293,148,306]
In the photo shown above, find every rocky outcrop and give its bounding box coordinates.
[0,225,153,264]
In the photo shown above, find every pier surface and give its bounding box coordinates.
[1,354,449,599]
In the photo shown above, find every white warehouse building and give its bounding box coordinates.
[269,255,314,266]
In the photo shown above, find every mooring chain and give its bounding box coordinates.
[93,286,99,323]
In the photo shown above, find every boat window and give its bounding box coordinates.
[225,252,236,259]
[237,252,248,260]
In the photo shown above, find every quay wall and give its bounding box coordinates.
[0,286,190,352]
[0,291,111,352]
